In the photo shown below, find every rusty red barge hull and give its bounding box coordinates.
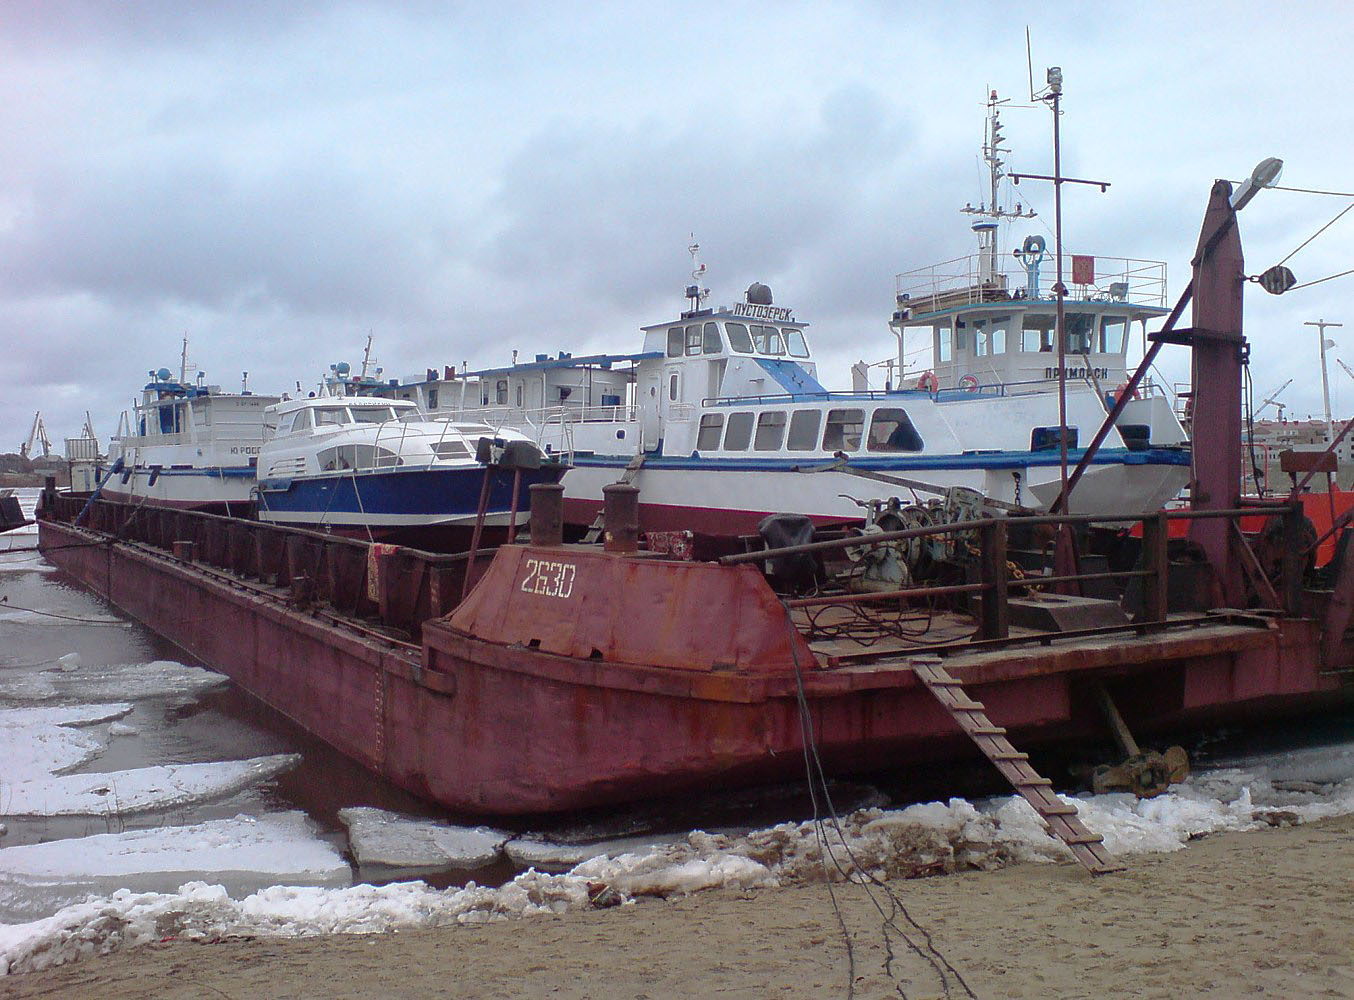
[37,507,1346,815]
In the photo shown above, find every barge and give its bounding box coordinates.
[35,177,1354,848]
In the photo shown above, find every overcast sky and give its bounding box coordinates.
[2,1,1351,450]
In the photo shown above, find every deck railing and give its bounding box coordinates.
[721,502,1308,643]
[41,493,490,643]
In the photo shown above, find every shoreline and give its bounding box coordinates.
[4,812,1352,999]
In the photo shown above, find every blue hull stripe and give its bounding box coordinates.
[568,447,1189,474]
[258,466,562,519]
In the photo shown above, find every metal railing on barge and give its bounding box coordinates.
[42,493,487,645]
[721,502,1313,648]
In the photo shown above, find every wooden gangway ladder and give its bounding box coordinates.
[910,656,1123,875]
[581,454,646,544]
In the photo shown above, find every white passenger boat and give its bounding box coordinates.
[102,352,279,514]
[254,386,565,547]
[371,94,1190,535]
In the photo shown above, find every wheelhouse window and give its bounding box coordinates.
[685,324,703,356]
[753,325,784,355]
[868,408,924,452]
[314,406,349,426]
[696,413,724,451]
[936,323,953,363]
[787,410,821,450]
[289,409,312,433]
[1066,313,1094,354]
[351,407,396,424]
[822,408,864,452]
[723,412,754,450]
[702,321,723,354]
[784,328,809,358]
[726,322,754,353]
[426,388,439,410]
[667,327,684,357]
[1021,314,1056,352]
[1099,316,1127,353]
[754,411,786,451]
[495,379,508,404]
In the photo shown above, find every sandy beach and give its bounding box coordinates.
[4,812,1351,1000]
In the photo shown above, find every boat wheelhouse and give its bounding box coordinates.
[103,359,279,514]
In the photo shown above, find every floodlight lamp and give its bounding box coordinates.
[1046,66,1063,94]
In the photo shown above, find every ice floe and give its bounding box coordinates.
[0,755,300,818]
[339,807,509,869]
[0,704,133,784]
[0,659,227,702]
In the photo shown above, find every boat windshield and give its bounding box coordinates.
[351,407,398,424]
[314,406,350,426]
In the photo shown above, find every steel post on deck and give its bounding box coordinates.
[1140,512,1170,624]
[1186,180,1247,607]
[979,518,1009,639]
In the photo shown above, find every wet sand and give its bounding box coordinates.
[5,813,1353,1000]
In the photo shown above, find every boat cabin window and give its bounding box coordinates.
[496,380,508,405]
[1099,316,1127,353]
[667,327,684,358]
[696,413,724,451]
[786,410,821,450]
[318,444,403,470]
[822,408,864,452]
[753,325,784,355]
[784,327,809,358]
[1021,314,1056,352]
[755,411,786,451]
[314,406,349,426]
[723,412,754,450]
[954,324,968,352]
[867,408,924,452]
[1066,313,1094,354]
[351,407,397,424]
[684,324,704,356]
[1031,426,1078,451]
[431,440,470,459]
[516,384,524,406]
[290,409,313,433]
[703,321,722,354]
[726,322,754,354]
[668,373,679,401]
[973,316,1009,357]
[426,388,439,410]
[935,323,953,363]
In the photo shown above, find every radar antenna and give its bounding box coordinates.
[960,91,1037,283]
[685,237,710,313]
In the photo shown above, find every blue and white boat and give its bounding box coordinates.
[254,390,565,546]
[103,353,279,515]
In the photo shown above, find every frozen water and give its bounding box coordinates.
[505,831,692,870]
[0,704,133,783]
[0,754,301,818]
[339,808,510,869]
[0,813,349,923]
[0,659,227,702]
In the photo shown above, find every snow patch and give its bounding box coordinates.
[0,659,226,703]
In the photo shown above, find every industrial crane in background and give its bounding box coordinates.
[1255,378,1293,421]
[19,411,51,459]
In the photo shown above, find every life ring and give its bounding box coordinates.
[917,370,939,393]
[958,374,980,392]
[1112,382,1140,402]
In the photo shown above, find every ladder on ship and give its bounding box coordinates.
[581,454,646,544]
[910,656,1122,875]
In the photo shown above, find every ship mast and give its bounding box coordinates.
[960,91,1036,286]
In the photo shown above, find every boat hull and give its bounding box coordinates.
[40,507,1346,815]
